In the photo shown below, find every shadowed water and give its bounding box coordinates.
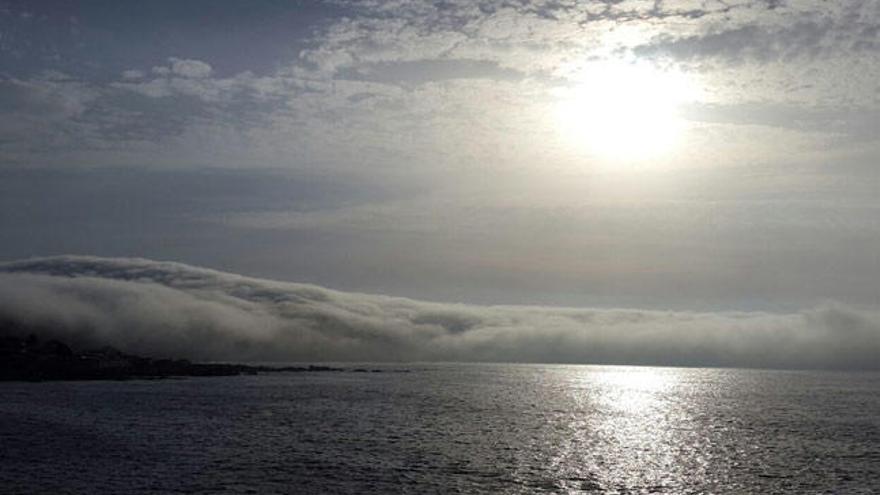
[1,364,879,494]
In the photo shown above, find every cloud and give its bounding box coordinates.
[115,58,229,101]
[1,255,878,369]
[0,75,95,120]
[3,0,877,169]
[121,69,144,80]
[631,3,880,67]
[168,57,213,78]
[635,23,831,64]
[0,74,103,161]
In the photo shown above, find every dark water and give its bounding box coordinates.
[2,364,879,494]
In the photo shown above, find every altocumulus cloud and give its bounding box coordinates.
[1,256,879,370]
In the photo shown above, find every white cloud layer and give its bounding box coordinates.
[1,255,878,370]
[3,1,879,170]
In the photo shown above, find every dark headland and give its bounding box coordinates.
[0,333,392,381]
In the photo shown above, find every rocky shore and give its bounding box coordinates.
[0,334,351,381]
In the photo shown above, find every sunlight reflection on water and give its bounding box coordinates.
[2,364,880,494]
[543,367,698,493]
[587,368,694,492]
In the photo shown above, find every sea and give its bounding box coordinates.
[1,364,879,494]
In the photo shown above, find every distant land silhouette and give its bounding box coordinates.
[0,327,394,381]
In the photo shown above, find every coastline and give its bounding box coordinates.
[0,334,364,381]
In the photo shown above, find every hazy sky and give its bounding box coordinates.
[2,0,878,311]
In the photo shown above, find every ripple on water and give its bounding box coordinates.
[1,365,880,494]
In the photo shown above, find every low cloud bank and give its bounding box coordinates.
[1,256,879,369]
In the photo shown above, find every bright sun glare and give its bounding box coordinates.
[555,61,695,164]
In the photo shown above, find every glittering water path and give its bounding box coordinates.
[2,364,879,494]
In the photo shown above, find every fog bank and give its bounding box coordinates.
[1,256,879,369]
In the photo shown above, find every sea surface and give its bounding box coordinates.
[1,364,879,494]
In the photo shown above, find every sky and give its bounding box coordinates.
[1,0,879,321]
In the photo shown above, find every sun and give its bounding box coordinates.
[555,61,695,164]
